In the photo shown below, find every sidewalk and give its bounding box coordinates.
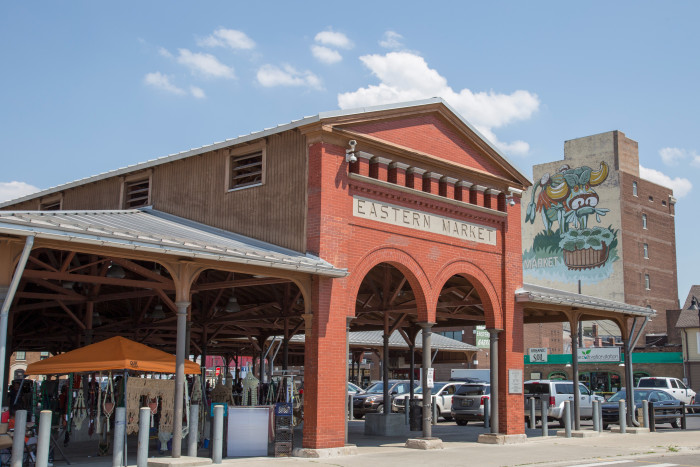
[217,430,700,467]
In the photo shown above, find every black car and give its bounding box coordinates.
[601,388,683,429]
[352,380,416,418]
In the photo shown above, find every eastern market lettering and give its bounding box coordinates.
[353,196,496,245]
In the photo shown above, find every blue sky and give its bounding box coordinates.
[1,1,698,303]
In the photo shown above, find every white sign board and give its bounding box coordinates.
[577,347,621,363]
[528,347,548,363]
[353,196,497,245]
[508,369,523,394]
[475,325,490,348]
[427,368,435,388]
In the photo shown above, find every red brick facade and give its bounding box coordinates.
[301,108,528,448]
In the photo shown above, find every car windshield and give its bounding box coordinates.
[455,384,489,396]
[637,379,666,388]
[365,382,384,393]
[608,390,653,403]
[415,382,447,394]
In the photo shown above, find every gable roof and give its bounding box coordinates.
[675,285,700,328]
[1,98,530,208]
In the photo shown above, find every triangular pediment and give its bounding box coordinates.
[321,100,531,188]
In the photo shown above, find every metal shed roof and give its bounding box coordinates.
[516,283,656,317]
[0,207,346,277]
[0,98,530,208]
[287,330,478,352]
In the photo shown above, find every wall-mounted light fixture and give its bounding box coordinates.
[346,140,358,163]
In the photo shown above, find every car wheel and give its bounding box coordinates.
[376,404,384,414]
[456,419,468,426]
[557,418,566,428]
[354,414,364,419]
[602,423,609,430]
[690,398,696,414]
[443,415,453,421]
[671,416,681,429]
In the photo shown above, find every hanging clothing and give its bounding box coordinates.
[242,373,259,406]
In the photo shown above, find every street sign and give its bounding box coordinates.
[529,347,548,363]
[427,368,434,388]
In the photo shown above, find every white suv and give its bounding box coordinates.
[637,377,696,404]
[524,380,605,426]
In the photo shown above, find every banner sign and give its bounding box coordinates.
[577,347,621,362]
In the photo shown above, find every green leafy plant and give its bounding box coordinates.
[559,227,614,252]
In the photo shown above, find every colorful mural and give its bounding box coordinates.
[523,162,619,284]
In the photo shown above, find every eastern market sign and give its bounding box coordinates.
[353,196,497,246]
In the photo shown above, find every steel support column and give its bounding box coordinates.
[570,315,581,430]
[172,300,190,457]
[420,322,434,438]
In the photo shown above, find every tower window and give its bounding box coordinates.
[643,243,649,259]
[642,214,647,229]
[632,181,638,197]
[644,274,650,290]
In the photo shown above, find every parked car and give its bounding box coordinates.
[636,377,696,405]
[451,381,490,426]
[352,380,416,418]
[523,380,605,426]
[392,381,462,421]
[348,381,364,396]
[602,388,683,429]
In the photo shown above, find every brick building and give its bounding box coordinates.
[522,130,679,355]
[0,99,535,451]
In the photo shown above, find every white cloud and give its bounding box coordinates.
[190,86,206,99]
[337,52,539,156]
[0,181,40,202]
[379,31,403,49]
[256,64,322,89]
[177,49,235,79]
[197,28,255,50]
[314,30,353,49]
[311,45,342,64]
[659,147,700,167]
[640,165,692,198]
[157,47,173,58]
[144,72,186,95]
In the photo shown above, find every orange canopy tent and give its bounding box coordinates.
[25,336,200,375]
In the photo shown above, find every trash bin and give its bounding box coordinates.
[409,399,422,431]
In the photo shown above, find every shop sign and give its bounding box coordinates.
[529,347,548,363]
[577,347,620,362]
[475,325,490,348]
[353,196,497,246]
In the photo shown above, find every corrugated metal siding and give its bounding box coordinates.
[151,130,307,252]
[63,178,122,210]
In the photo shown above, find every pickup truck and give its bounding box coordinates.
[636,377,696,404]
[524,379,605,426]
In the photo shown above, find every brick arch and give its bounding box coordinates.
[432,260,503,329]
[348,247,432,322]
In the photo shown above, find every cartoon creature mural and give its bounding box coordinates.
[525,162,610,233]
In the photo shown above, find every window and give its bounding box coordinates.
[642,214,647,229]
[632,181,638,196]
[548,371,568,380]
[438,330,462,341]
[648,195,654,202]
[228,144,265,191]
[124,178,150,208]
[662,200,667,206]
[644,274,650,290]
[670,379,678,388]
[643,243,649,259]
[15,351,26,361]
[40,199,61,210]
[40,351,49,360]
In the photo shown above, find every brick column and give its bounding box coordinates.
[369,156,391,182]
[388,161,409,186]
[422,172,442,194]
[439,176,458,199]
[485,189,501,210]
[472,185,487,207]
[455,181,473,202]
[406,167,426,190]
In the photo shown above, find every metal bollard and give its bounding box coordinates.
[529,397,536,430]
[642,400,649,428]
[564,401,571,438]
[36,410,52,467]
[212,405,224,464]
[541,397,549,437]
[349,396,354,423]
[599,400,604,432]
[188,404,200,457]
[592,400,600,432]
[11,409,27,467]
[113,407,127,467]
[618,400,626,434]
[431,396,438,426]
[137,407,150,467]
[681,402,687,430]
[484,398,490,429]
[404,399,409,425]
[649,401,656,432]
